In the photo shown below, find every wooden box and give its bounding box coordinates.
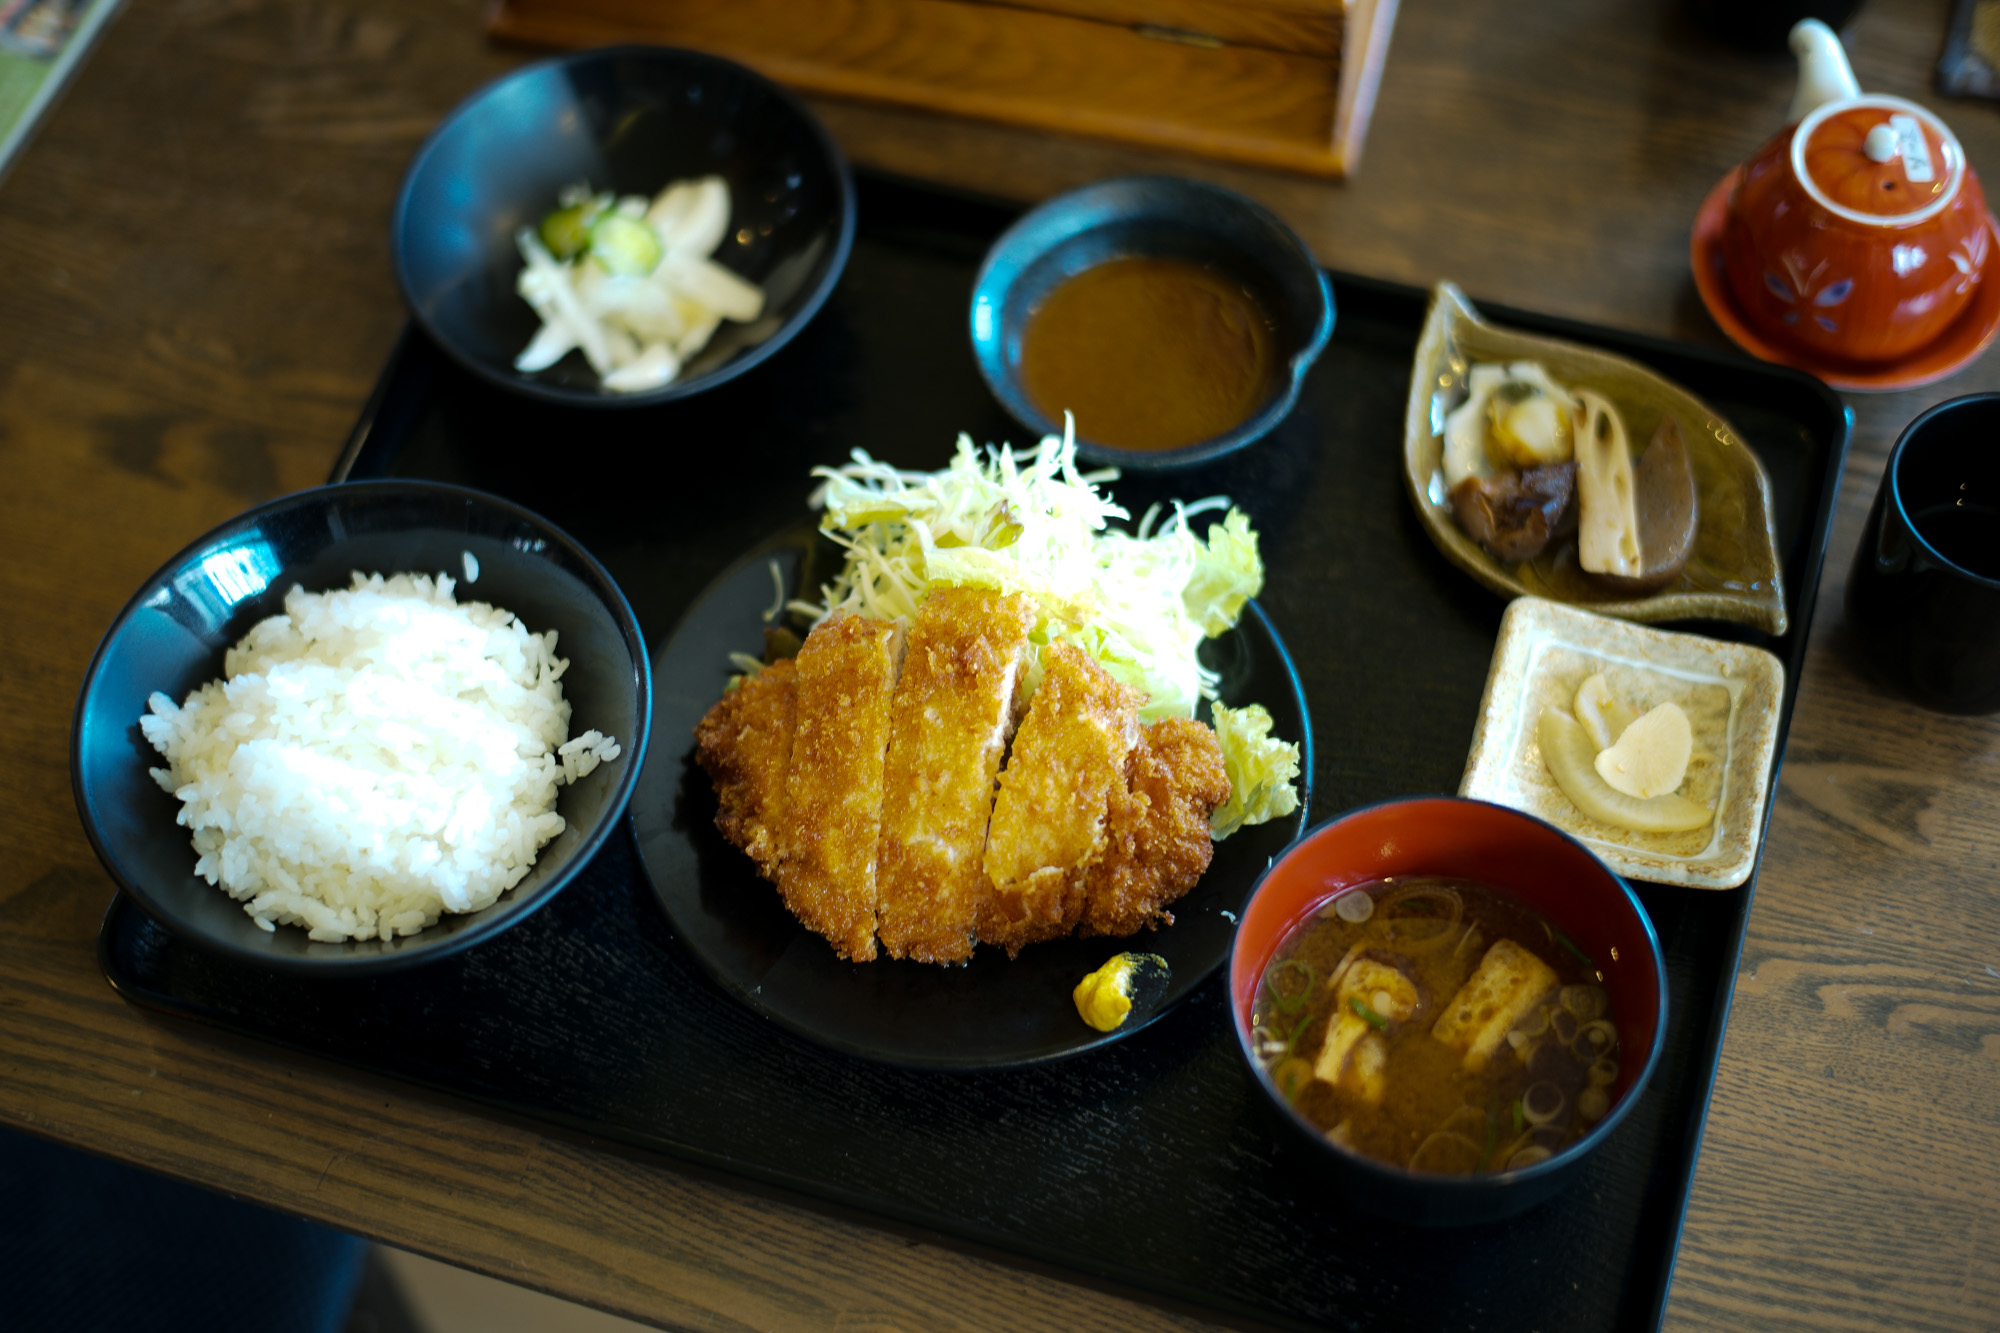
[484,0,1401,177]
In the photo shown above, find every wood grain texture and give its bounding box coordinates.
[486,0,1361,174]
[0,0,1995,1330]
[910,0,1348,57]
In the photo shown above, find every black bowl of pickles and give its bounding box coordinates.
[393,45,855,408]
[1228,796,1666,1226]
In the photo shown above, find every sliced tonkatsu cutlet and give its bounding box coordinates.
[977,642,1141,957]
[1081,715,1231,938]
[876,589,1036,964]
[778,612,906,962]
[692,657,797,878]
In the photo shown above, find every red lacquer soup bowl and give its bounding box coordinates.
[1228,797,1668,1226]
[1723,94,1991,364]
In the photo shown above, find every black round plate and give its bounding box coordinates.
[630,525,1314,1069]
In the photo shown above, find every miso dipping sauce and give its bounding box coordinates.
[1018,255,1279,452]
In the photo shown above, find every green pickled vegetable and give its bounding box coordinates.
[588,213,662,276]
[537,202,600,261]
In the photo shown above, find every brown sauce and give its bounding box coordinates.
[1019,255,1278,452]
[1251,877,1620,1175]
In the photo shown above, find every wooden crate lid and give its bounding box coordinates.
[486,0,1400,177]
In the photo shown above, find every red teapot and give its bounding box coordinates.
[1722,20,1992,364]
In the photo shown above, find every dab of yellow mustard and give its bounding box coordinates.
[1073,953,1166,1032]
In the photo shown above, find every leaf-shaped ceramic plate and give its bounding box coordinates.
[1404,283,1789,635]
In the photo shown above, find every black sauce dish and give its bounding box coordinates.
[1228,797,1667,1227]
[394,44,855,408]
[969,175,1334,469]
[71,481,652,975]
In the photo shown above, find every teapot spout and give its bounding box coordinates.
[1787,18,1860,122]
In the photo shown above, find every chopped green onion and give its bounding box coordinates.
[1266,958,1315,1013]
[1348,996,1389,1031]
[1545,921,1595,970]
[1512,1097,1524,1133]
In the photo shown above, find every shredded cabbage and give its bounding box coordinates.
[1209,703,1302,838]
[805,425,1266,722]
[798,425,1298,835]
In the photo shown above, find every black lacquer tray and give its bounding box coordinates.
[100,174,1850,1333]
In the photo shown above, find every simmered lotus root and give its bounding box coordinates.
[1538,707,1712,833]
[1594,702,1693,799]
[1573,389,1641,579]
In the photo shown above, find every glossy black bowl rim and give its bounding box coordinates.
[391,43,858,411]
[69,478,655,974]
[1228,794,1670,1200]
[969,174,1336,469]
[1886,392,2000,589]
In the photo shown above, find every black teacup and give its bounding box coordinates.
[1846,393,2000,714]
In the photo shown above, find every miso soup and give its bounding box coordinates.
[1250,877,1620,1175]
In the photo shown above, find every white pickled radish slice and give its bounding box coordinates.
[650,176,731,259]
[1574,672,1640,751]
[601,342,681,393]
[513,321,576,372]
[661,254,765,322]
[1594,701,1693,799]
[1539,707,1713,833]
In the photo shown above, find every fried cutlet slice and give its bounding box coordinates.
[1080,715,1231,938]
[777,612,905,962]
[876,589,1036,964]
[976,642,1141,957]
[692,657,798,877]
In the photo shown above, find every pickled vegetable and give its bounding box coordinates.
[1539,707,1712,833]
[588,213,663,276]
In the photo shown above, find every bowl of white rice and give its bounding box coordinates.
[71,480,651,973]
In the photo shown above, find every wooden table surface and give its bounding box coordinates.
[3,0,1995,1329]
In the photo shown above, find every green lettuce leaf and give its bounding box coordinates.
[1183,509,1264,637]
[1209,701,1300,839]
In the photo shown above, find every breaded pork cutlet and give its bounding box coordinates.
[692,657,797,877]
[1081,715,1231,937]
[777,612,905,962]
[976,643,1142,957]
[875,589,1035,963]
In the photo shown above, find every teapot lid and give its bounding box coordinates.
[1794,94,1966,226]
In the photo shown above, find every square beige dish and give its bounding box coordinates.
[1460,597,1785,890]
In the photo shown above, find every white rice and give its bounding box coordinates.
[140,571,621,943]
